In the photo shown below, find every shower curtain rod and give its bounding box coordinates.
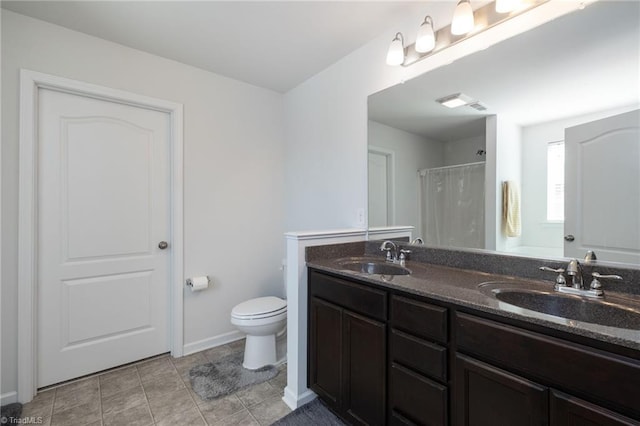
[418,161,485,175]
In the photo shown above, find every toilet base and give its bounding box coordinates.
[243,334,277,370]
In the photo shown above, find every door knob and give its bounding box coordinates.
[564,235,575,242]
[158,241,169,250]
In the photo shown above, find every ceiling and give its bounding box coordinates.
[2,1,462,93]
[368,0,640,142]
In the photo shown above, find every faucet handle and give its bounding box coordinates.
[589,272,623,291]
[539,266,566,288]
[398,249,411,265]
[380,247,393,261]
[584,250,597,263]
[540,266,564,274]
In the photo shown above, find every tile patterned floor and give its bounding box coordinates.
[19,340,291,426]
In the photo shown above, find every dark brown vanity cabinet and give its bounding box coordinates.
[453,355,638,426]
[308,270,387,425]
[454,312,640,426]
[389,295,449,425]
[308,268,640,426]
[309,270,450,426]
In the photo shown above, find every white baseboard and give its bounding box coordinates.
[1,391,18,405]
[181,330,245,356]
[282,387,316,410]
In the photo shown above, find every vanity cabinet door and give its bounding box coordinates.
[309,296,343,409]
[343,310,386,426]
[308,288,386,425]
[550,390,639,426]
[455,354,549,426]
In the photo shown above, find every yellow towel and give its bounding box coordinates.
[502,181,521,237]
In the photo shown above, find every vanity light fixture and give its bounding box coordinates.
[495,0,519,13]
[436,93,475,108]
[451,0,475,35]
[386,0,547,67]
[415,16,436,53]
[386,32,405,66]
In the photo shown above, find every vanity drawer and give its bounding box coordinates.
[389,362,448,426]
[390,295,447,343]
[309,270,387,320]
[455,312,640,419]
[390,329,447,382]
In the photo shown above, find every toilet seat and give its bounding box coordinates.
[231,296,287,320]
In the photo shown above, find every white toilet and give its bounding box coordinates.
[231,296,287,370]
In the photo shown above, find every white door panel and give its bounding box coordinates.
[64,117,153,260]
[63,271,153,344]
[38,88,170,387]
[564,109,640,263]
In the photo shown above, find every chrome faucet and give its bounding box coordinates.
[380,241,398,262]
[411,237,424,245]
[539,258,623,298]
[566,259,584,289]
[379,241,411,266]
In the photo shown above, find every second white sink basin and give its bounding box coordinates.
[479,281,640,329]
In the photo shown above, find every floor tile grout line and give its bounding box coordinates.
[47,388,57,423]
[168,355,208,425]
[134,363,155,426]
[97,377,103,426]
[248,410,261,426]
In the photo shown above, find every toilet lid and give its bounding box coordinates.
[232,296,287,318]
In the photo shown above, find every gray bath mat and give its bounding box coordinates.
[1,403,23,425]
[270,399,345,426]
[189,351,278,401]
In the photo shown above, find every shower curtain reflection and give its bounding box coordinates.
[419,162,485,249]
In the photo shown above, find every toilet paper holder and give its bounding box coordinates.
[186,276,210,288]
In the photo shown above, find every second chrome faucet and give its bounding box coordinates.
[540,258,623,298]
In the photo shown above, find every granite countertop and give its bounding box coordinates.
[307,255,640,352]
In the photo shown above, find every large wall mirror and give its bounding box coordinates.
[368,1,639,265]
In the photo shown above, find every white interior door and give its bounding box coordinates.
[368,151,390,227]
[564,109,640,263]
[37,88,171,387]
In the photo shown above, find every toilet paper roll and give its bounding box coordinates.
[188,276,209,292]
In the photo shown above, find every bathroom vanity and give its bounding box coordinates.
[306,243,640,426]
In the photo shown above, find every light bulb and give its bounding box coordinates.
[386,32,405,66]
[451,0,474,35]
[415,16,436,53]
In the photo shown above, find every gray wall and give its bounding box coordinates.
[443,134,486,166]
